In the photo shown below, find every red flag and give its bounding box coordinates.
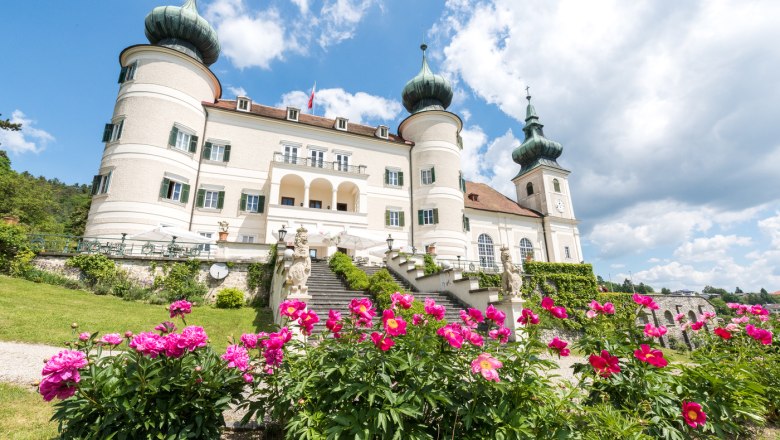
[307,82,316,110]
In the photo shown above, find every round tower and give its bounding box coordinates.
[398,45,466,259]
[84,0,221,238]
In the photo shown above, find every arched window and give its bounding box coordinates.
[477,234,495,268]
[664,310,674,325]
[553,178,561,193]
[526,182,534,196]
[519,238,534,261]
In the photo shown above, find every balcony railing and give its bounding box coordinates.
[27,234,213,259]
[273,153,367,175]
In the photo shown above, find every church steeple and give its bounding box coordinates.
[511,91,564,177]
[401,44,453,114]
[144,0,221,66]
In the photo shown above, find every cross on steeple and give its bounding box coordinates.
[525,86,531,101]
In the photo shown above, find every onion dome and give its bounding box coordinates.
[512,92,564,175]
[402,44,453,114]
[144,0,220,66]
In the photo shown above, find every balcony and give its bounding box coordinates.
[273,152,367,175]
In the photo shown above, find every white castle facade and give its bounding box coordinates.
[84,0,583,268]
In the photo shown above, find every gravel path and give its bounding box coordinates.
[0,341,62,386]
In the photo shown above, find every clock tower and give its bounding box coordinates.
[511,92,582,263]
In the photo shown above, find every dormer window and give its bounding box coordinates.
[335,117,348,131]
[287,107,300,122]
[236,97,251,112]
[468,193,479,202]
[376,125,389,139]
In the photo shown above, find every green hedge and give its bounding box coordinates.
[462,272,501,288]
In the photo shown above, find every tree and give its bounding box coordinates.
[735,287,743,294]
[661,287,671,294]
[703,285,728,296]
[722,292,740,303]
[760,288,768,295]
[0,113,22,146]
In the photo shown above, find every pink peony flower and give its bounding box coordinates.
[298,310,320,336]
[462,328,485,347]
[589,350,621,377]
[243,373,254,383]
[674,313,685,322]
[240,333,259,349]
[634,344,667,368]
[732,316,750,324]
[263,347,284,367]
[100,333,123,346]
[701,311,716,321]
[746,324,773,345]
[585,310,598,319]
[39,350,88,401]
[682,401,707,429]
[180,326,208,351]
[679,322,691,331]
[437,323,464,349]
[370,332,394,351]
[540,296,555,310]
[349,298,376,327]
[518,308,540,325]
[471,353,503,382]
[124,331,134,339]
[644,323,668,338]
[548,337,570,357]
[162,333,186,358]
[690,321,705,331]
[169,300,192,319]
[602,302,616,314]
[222,344,250,371]
[713,327,732,340]
[412,314,424,326]
[485,304,506,326]
[382,309,407,337]
[460,308,484,328]
[154,321,177,334]
[78,332,90,341]
[725,323,740,332]
[749,305,769,316]
[279,299,307,320]
[424,298,446,321]
[488,326,511,344]
[632,294,659,310]
[390,292,415,309]
[726,302,741,309]
[549,306,568,319]
[326,310,343,336]
[129,332,165,358]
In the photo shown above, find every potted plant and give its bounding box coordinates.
[218,221,229,241]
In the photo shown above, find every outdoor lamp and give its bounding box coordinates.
[278,225,287,242]
[411,246,416,255]
[386,234,394,251]
[121,233,127,243]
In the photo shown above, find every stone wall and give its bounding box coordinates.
[640,295,716,349]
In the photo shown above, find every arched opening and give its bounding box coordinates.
[664,310,674,325]
[308,178,332,209]
[687,311,697,322]
[477,234,496,269]
[526,182,534,196]
[553,178,561,193]
[279,174,304,206]
[519,238,534,261]
[337,181,359,212]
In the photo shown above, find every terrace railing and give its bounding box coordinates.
[273,152,367,175]
[27,234,213,259]
[437,258,523,274]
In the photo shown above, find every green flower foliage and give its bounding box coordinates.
[215,287,245,309]
[369,269,424,318]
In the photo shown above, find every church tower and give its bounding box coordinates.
[84,0,222,237]
[398,45,467,258]
[511,92,582,263]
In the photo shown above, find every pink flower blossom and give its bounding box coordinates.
[263,348,284,367]
[746,324,773,345]
[674,313,685,322]
[349,298,376,327]
[589,350,621,377]
[714,327,732,340]
[548,337,570,357]
[732,316,750,324]
[460,308,484,328]
[437,323,464,348]
[462,328,484,347]
[690,321,705,331]
[725,323,740,332]
[279,299,307,320]
[749,305,769,316]
[169,300,192,319]
[100,333,123,346]
[726,302,741,309]
[585,310,598,319]
[644,323,668,338]
[471,353,503,382]
[370,332,394,351]
[540,297,567,318]
[701,311,716,321]
[298,310,320,336]
[162,333,186,358]
[682,401,707,429]
[488,327,511,344]
[602,302,616,314]
[243,373,254,383]
[634,344,667,368]
[222,344,249,371]
[540,297,555,310]
[154,321,177,334]
[78,332,90,341]
[39,350,88,401]
[129,332,165,358]
[390,292,414,309]
[180,326,208,351]
[679,322,691,331]
[517,308,540,325]
[382,309,407,337]
[632,294,659,310]
[326,310,343,336]
[424,298,446,321]
[124,331,134,339]
[240,333,259,349]
[412,314,424,326]
[485,304,506,326]
[759,315,769,322]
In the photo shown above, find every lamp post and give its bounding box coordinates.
[386,234,394,251]
[457,255,461,269]
[411,246,416,255]
[278,225,287,243]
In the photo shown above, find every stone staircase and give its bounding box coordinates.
[361,266,416,292]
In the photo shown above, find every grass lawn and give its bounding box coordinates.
[0,276,274,352]
[0,383,58,440]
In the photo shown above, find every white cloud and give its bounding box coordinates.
[0,110,54,154]
[226,86,247,97]
[673,234,752,262]
[277,88,402,124]
[758,212,780,247]
[458,124,487,182]
[317,0,375,48]
[290,0,310,15]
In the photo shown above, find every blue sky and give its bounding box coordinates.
[1,0,779,293]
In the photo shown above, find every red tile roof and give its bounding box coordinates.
[203,100,410,145]
[464,181,540,218]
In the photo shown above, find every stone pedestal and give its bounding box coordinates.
[494,296,527,342]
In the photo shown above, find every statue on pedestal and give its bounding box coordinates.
[286,227,311,295]
[500,246,523,297]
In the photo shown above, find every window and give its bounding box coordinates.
[564,246,571,259]
[478,234,496,268]
[198,232,212,253]
[283,145,298,164]
[462,215,470,231]
[335,117,348,131]
[202,142,231,162]
[101,120,124,143]
[385,169,403,186]
[159,177,190,203]
[526,182,534,196]
[91,172,112,195]
[281,197,295,206]
[310,150,324,168]
[337,203,347,211]
[240,193,265,213]
[457,133,463,149]
[553,178,561,193]
[417,208,439,226]
[236,97,250,112]
[421,167,435,185]
[309,200,322,209]
[385,210,404,227]
[239,235,256,244]
[468,193,479,201]
[377,125,388,139]
[336,153,349,172]
[287,107,300,121]
[118,62,137,83]
[196,189,224,209]
[459,172,467,192]
[309,249,317,258]
[520,238,534,261]
[168,126,198,153]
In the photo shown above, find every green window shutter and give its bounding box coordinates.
[223,145,231,162]
[466,217,470,231]
[384,169,389,184]
[431,167,436,183]
[168,126,178,146]
[433,208,439,224]
[118,66,127,83]
[159,178,170,198]
[240,193,247,211]
[399,211,405,227]
[102,124,112,142]
[180,184,190,204]
[418,210,423,225]
[398,171,404,186]
[217,191,225,209]
[189,135,198,153]
[116,120,123,140]
[196,189,205,208]
[91,175,101,195]
[202,142,212,159]
[258,195,265,213]
[385,210,390,226]
[104,171,112,193]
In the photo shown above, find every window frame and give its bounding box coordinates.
[287,107,300,121]
[553,178,561,193]
[335,117,348,131]
[526,182,534,196]
[310,149,325,168]
[564,246,571,259]
[282,145,299,164]
[91,171,113,196]
[239,235,256,244]
[385,168,403,187]
[520,238,534,261]
[335,153,350,172]
[420,167,435,185]
[198,232,213,253]
[418,208,439,226]
[281,196,295,206]
[478,234,496,268]
[168,125,198,154]
[236,97,251,112]
[159,177,190,204]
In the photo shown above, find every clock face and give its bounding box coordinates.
[555,200,565,213]
[209,263,229,280]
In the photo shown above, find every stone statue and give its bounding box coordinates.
[500,246,523,296]
[286,227,311,293]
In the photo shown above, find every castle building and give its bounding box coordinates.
[84,0,583,267]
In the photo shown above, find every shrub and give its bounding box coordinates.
[9,248,35,277]
[66,254,116,286]
[462,271,501,288]
[153,260,207,302]
[329,252,370,291]
[216,287,245,309]
[0,223,30,274]
[247,243,277,307]
[423,254,441,275]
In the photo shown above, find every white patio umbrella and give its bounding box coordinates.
[335,229,387,250]
[127,225,215,244]
[271,229,339,245]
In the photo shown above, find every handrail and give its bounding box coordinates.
[273,152,367,175]
[436,258,523,274]
[26,234,213,259]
